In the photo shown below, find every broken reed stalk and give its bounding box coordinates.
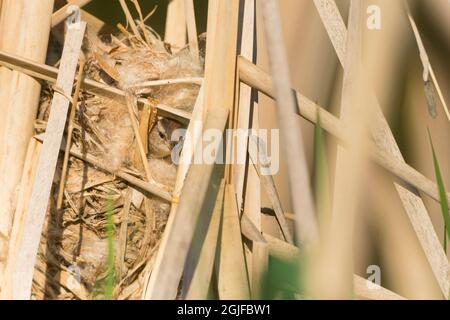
[11,19,87,300]
[260,0,319,248]
[0,49,192,123]
[313,0,449,298]
[0,0,54,285]
[184,0,199,58]
[165,0,187,50]
[57,57,86,210]
[52,0,93,27]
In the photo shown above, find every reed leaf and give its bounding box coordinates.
[428,129,450,251]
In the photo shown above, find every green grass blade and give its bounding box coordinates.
[445,225,448,252]
[105,192,116,299]
[428,129,450,250]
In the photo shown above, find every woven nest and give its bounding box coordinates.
[31,22,203,300]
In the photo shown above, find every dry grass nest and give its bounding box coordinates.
[32,22,203,300]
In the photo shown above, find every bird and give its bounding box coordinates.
[148,117,182,159]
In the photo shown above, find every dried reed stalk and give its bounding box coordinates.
[234,0,256,210]
[184,0,199,58]
[0,139,41,299]
[56,58,86,210]
[260,0,319,248]
[0,50,191,123]
[52,0,93,27]
[129,77,203,89]
[244,115,264,298]
[183,180,225,299]
[165,0,186,50]
[11,19,86,300]
[233,0,265,298]
[244,112,266,298]
[241,214,268,299]
[217,184,251,299]
[241,214,265,243]
[202,0,240,120]
[352,276,406,301]
[141,84,204,299]
[198,0,242,299]
[0,0,54,286]
[250,241,268,299]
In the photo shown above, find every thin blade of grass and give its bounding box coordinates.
[105,192,116,300]
[428,129,450,250]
